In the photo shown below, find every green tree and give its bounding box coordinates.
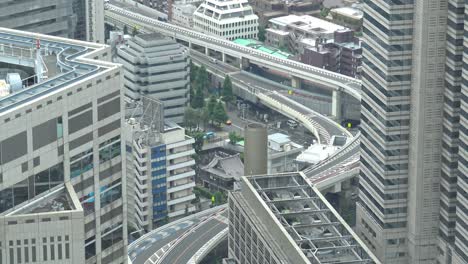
[258,26,266,42]
[228,132,243,145]
[190,61,199,82]
[320,8,330,18]
[184,107,202,130]
[207,96,217,119]
[195,65,209,92]
[191,89,205,108]
[189,84,195,106]
[189,131,204,153]
[212,101,228,125]
[221,76,234,104]
[132,26,139,36]
[213,191,225,205]
[123,25,129,35]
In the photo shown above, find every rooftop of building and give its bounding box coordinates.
[296,144,337,164]
[233,38,292,59]
[202,153,244,180]
[0,27,117,115]
[240,172,379,264]
[118,33,187,57]
[269,132,291,145]
[330,7,363,20]
[4,183,82,216]
[270,15,346,34]
[136,32,166,41]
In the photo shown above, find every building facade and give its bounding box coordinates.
[0,184,86,264]
[357,1,467,264]
[0,27,127,264]
[172,4,197,28]
[117,33,190,124]
[124,99,196,231]
[250,0,323,27]
[267,133,303,174]
[227,173,379,264]
[0,0,104,43]
[193,0,259,41]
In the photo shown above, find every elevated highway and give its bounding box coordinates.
[128,205,227,264]
[105,1,362,109]
[108,2,363,262]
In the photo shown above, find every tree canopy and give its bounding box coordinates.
[258,26,266,42]
[212,101,228,125]
[221,76,234,103]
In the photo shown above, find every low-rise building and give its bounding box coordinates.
[300,30,362,78]
[251,0,323,27]
[193,0,259,40]
[172,4,197,28]
[124,97,196,231]
[200,153,244,191]
[265,15,362,78]
[267,133,303,173]
[329,6,363,30]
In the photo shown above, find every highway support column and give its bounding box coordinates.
[222,53,226,63]
[291,76,302,89]
[332,89,342,121]
[240,57,250,70]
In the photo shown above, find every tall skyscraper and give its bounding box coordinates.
[0,0,104,43]
[357,1,467,264]
[0,27,126,263]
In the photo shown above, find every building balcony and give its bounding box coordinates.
[167,182,196,194]
[167,170,195,182]
[134,188,149,200]
[167,159,195,171]
[167,149,195,160]
[133,160,147,172]
[135,196,149,209]
[167,194,196,206]
[134,168,148,181]
[133,177,147,190]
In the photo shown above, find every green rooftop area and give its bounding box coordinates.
[233,39,292,59]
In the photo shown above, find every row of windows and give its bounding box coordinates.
[0,163,64,214]
[0,236,70,264]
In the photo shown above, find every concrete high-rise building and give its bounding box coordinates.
[228,172,379,264]
[357,1,467,264]
[193,0,259,41]
[117,33,190,124]
[124,97,196,231]
[0,0,104,43]
[0,27,126,263]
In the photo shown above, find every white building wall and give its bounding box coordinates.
[193,0,259,40]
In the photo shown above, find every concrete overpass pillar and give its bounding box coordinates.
[189,42,192,49]
[240,57,250,70]
[332,89,342,121]
[222,53,226,63]
[291,76,302,89]
[205,47,210,56]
